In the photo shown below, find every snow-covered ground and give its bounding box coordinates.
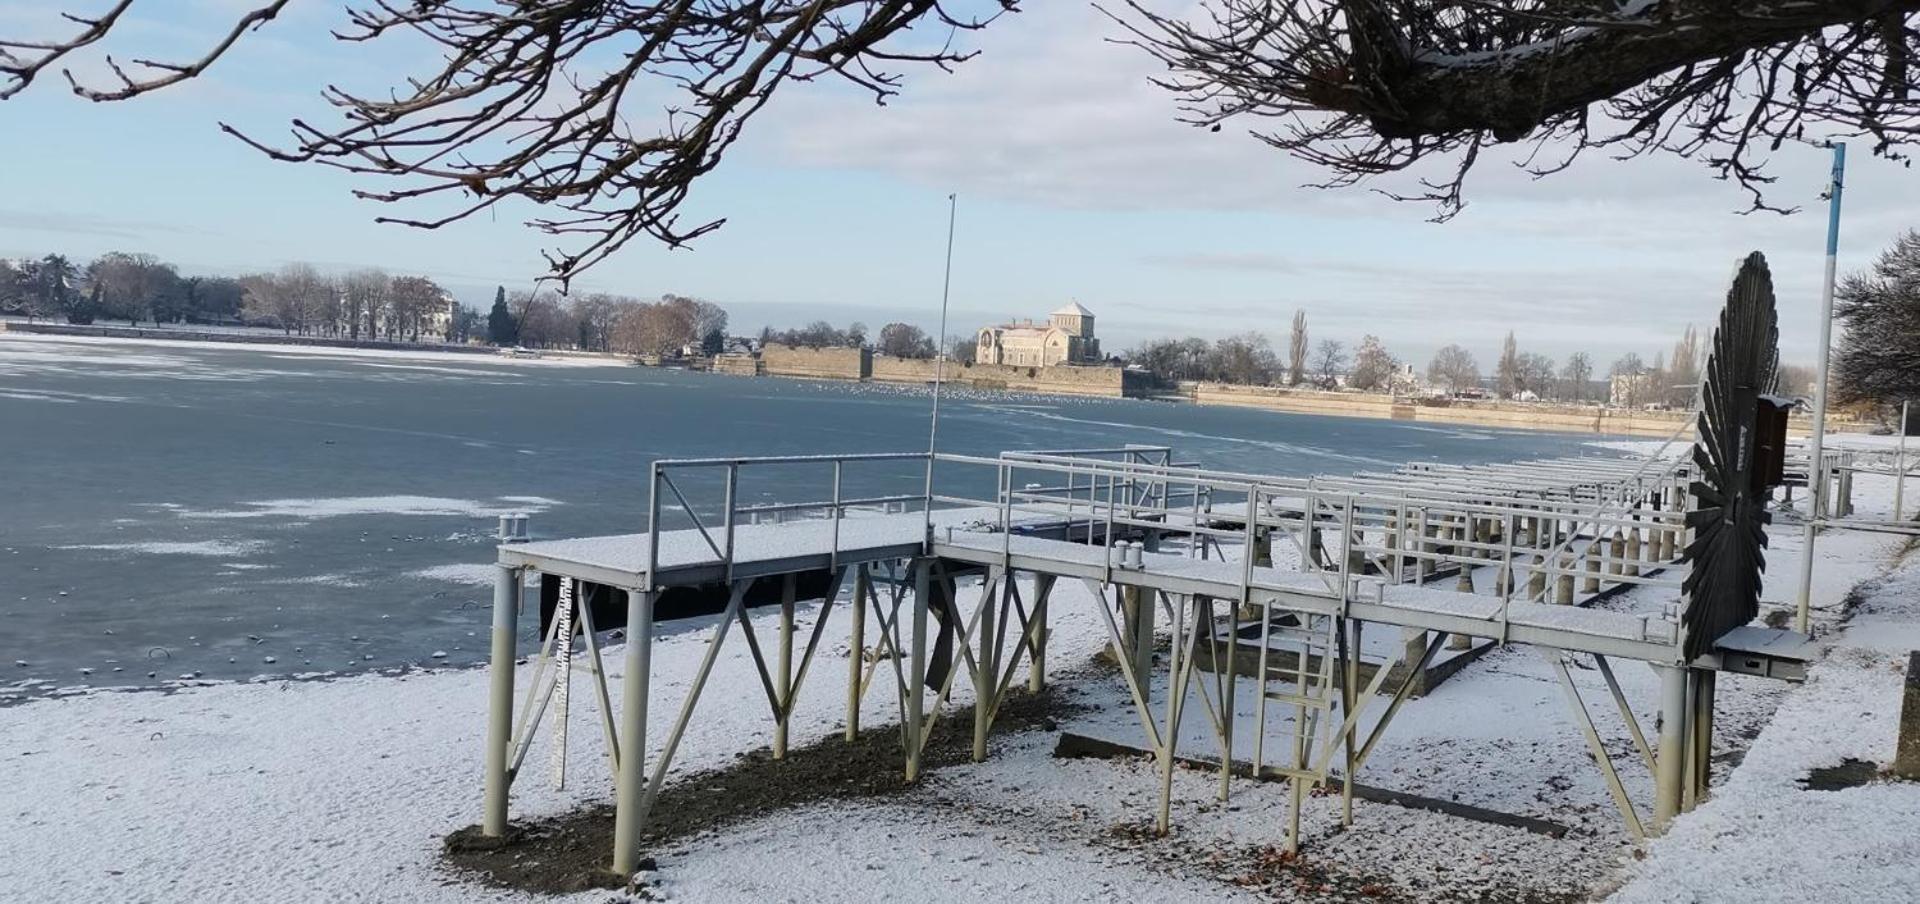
[1610,550,1920,902]
[4,467,1916,902]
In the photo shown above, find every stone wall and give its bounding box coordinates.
[868,355,945,385]
[759,343,870,380]
[710,353,763,376]
[869,355,1137,398]
[1185,382,1845,437]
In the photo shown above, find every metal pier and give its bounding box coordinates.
[476,446,1814,875]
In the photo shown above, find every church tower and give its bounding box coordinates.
[1048,301,1094,338]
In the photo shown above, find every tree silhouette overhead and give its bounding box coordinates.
[6,1,1917,281]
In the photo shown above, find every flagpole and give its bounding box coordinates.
[924,193,958,532]
[1794,142,1846,635]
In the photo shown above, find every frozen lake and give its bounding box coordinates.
[0,333,1615,694]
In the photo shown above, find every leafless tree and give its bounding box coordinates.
[1347,334,1399,391]
[1666,324,1704,407]
[1287,309,1308,386]
[1116,2,1920,217]
[1495,332,1522,399]
[240,263,329,336]
[1312,338,1347,388]
[340,269,389,341]
[1212,331,1280,384]
[509,290,573,349]
[878,322,937,359]
[84,251,176,325]
[663,295,729,344]
[0,2,1008,285]
[1611,352,1650,407]
[1515,351,1556,399]
[572,294,622,353]
[1427,344,1481,395]
[1560,351,1594,402]
[947,335,978,365]
[389,276,445,342]
[9,3,1912,275]
[615,300,698,359]
[1775,362,1820,400]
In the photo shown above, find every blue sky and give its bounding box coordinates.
[3,1,1916,371]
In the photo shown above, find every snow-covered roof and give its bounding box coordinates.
[1050,301,1093,317]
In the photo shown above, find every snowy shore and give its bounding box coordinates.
[4,469,1916,902]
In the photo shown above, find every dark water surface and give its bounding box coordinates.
[0,335,1615,695]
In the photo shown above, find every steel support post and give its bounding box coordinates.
[1157,593,1192,836]
[774,574,796,759]
[483,563,522,836]
[1691,670,1716,804]
[1219,597,1238,802]
[1122,584,1155,683]
[1653,664,1688,832]
[611,589,656,876]
[907,559,930,782]
[1029,574,1054,693]
[1342,618,1359,827]
[847,565,869,742]
[973,567,1002,763]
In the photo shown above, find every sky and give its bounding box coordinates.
[2,1,1916,371]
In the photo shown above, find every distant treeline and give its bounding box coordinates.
[1120,310,1812,405]
[0,251,460,343]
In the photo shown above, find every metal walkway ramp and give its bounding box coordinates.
[470,445,1816,874]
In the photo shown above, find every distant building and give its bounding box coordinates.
[1610,371,1660,408]
[423,292,455,341]
[1389,362,1425,396]
[976,302,1102,367]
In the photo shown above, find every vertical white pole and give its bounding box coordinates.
[482,561,522,836]
[847,566,868,742]
[1653,664,1688,831]
[774,573,795,759]
[1897,401,1910,521]
[923,194,958,536]
[907,560,930,782]
[611,588,655,876]
[1795,142,1846,635]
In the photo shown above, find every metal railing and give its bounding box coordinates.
[643,451,934,588]
[635,448,1691,640]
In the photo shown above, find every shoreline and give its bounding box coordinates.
[4,320,1882,437]
[8,467,1912,902]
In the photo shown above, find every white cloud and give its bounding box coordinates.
[757,2,1920,366]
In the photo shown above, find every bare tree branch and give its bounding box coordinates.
[2,0,1013,287]
[1110,0,1920,217]
[8,0,1920,276]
